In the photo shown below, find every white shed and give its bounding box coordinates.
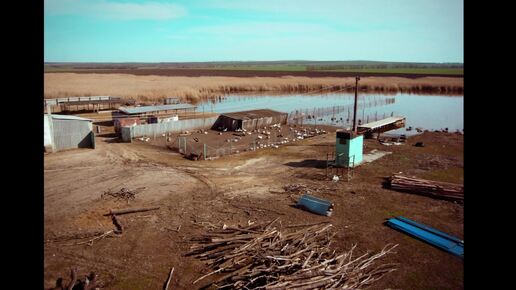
[44,114,95,152]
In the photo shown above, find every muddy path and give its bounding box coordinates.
[44,132,463,289]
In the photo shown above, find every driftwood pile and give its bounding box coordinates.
[187,219,398,289]
[101,187,145,203]
[47,267,101,290]
[283,184,311,193]
[282,184,334,194]
[388,175,464,203]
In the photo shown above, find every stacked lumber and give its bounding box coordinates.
[187,219,398,289]
[389,175,464,203]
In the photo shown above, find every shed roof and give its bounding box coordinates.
[118,104,196,115]
[44,96,120,105]
[46,114,92,122]
[221,109,287,120]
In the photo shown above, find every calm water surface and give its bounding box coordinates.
[197,93,463,135]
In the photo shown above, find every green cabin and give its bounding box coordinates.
[335,130,363,167]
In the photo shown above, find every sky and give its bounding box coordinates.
[44,0,464,63]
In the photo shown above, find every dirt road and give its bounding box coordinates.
[44,131,463,289]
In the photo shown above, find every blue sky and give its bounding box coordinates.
[44,0,463,63]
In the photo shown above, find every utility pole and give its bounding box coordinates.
[352,76,360,133]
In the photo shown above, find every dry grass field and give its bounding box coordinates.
[44,73,463,103]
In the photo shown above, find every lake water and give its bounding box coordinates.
[197,93,463,135]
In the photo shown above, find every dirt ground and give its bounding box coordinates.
[141,124,335,159]
[44,130,463,290]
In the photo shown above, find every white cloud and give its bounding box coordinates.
[45,0,186,20]
[188,22,336,36]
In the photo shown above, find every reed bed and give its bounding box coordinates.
[44,73,463,104]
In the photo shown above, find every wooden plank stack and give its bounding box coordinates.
[388,175,464,203]
[186,219,398,289]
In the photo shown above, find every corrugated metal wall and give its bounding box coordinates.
[122,116,219,142]
[44,115,52,147]
[52,119,94,151]
[241,114,287,131]
[214,113,288,131]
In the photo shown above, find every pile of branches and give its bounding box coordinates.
[186,219,398,289]
[47,267,103,290]
[283,184,310,194]
[101,187,145,203]
[388,174,464,203]
[282,184,333,194]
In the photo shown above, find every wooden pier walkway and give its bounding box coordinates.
[358,116,406,135]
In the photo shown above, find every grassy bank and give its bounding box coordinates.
[319,68,463,75]
[44,73,464,104]
[45,61,464,76]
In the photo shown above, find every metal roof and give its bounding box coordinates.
[358,116,405,130]
[44,96,120,105]
[221,109,287,120]
[46,114,92,121]
[118,104,197,115]
[386,216,464,258]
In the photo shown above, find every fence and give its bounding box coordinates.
[170,126,327,160]
[288,97,395,125]
[326,151,355,181]
[121,116,219,142]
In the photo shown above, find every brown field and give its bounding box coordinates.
[44,131,463,289]
[44,73,464,104]
[46,68,464,78]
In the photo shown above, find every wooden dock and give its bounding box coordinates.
[358,116,406,135]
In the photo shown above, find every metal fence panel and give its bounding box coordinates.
[122,116,219,142]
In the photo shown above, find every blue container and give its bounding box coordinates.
[335,130,363,167]
[297,194,333,216]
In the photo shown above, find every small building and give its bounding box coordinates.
[118,104,197,117]
[44,96,135,113]
[113,117,141,133]
[335,130,363,167]
[212,109,288,131]
[44,114,95,152]
[164,97,181,104]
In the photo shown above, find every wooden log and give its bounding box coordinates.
[388,174,463,202]
[45,230,106,242]
[104,206,160,216]
[164,267,174,290]
[112,214,124,233]
[211,234,259,243]
[66,267,77,290]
